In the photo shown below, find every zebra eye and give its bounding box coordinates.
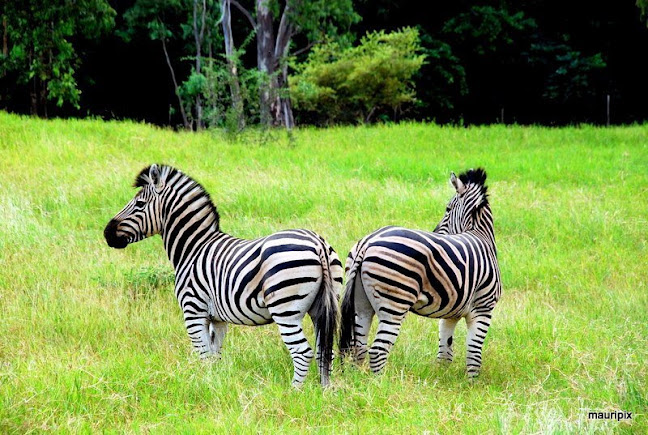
[134,200,146,209]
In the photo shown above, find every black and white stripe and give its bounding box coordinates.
[340,168,501,377]
[104,164,342,386]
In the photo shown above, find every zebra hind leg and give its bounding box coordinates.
[368,313,407,374]
[275,319,314,387]
[352,277,374,365]
[465,312,493,378]
[437,318,460,363]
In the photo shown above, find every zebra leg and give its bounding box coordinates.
[208,320,228,355]
[368,313,407,374]
[353,277,374,364]
[437,318,460,363]
[184,313,222,358]
[465,312,492,378]
[275,320,314,387]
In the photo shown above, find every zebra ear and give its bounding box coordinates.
[450,171,466,194]
[149,164,164,193]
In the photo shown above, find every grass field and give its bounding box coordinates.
[0,111,646,433]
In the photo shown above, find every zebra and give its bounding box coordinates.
[339,168,501,378]
[103,164,342,387]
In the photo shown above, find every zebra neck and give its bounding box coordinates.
[473,209,497,251]
[160,196,220,272]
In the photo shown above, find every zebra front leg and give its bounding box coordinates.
[465,312,492,378]
[437,318,460,363]
[275,320,314,387]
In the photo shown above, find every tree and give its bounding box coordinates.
[0,0,114,117]
[290,28,425,124]
[121,0,192,129]
[414,30,467,121]
[229,0,358,128]
[527,42,605,104]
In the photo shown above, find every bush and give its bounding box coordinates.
[290,28,425,124]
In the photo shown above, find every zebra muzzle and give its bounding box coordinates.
[104,219,129,249]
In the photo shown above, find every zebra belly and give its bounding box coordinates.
[410,286,472,319]
[209,287,274,326]
[213,302,274,326]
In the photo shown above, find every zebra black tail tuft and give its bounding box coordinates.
[311,247,340,387]
[339,261,358,362]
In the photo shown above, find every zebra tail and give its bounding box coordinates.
[312,245,340,387]
[339,256,359,362]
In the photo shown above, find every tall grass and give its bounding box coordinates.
[0,112,646,432]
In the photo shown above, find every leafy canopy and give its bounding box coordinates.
[290,28,425,124]
[0,0,115,109]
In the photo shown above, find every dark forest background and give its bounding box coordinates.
[2,0,648,128]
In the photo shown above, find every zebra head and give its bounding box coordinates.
[104,164,167,249]
[434,168,490,235]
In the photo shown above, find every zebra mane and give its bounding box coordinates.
[134,165,221,231]
[458,167,489,209]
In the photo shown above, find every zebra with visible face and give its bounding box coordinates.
[104,165,342,387]
[339,168,501,378]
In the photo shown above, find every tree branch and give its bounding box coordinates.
[199,0,207,43]
[230,0,256,29]
[161,37,190,129]
[274,3,294,60]
[292,40,320,57]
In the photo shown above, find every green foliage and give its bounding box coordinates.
[120,0,182,43]
[441,5,607,110]
[0,0,115,112]
[442,6,537,56]
[528,42,606,102]
[290,28,425,124]
[196,58,262,131]
[416,30,467,113]
[287,0,360,46]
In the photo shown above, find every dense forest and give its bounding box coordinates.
[1,0,648,128]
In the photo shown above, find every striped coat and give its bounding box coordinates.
[104,165,342,386]
[340,168,501,377]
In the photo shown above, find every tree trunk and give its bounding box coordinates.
[2,16,7,57]
[272,6,295,129]
[221,0,245,130]
[40,79,48,118]
[270,3,295,129]
[161,37,190,130]
[273,61,294,128]
[30,78,39,116]
[256,0,276,126]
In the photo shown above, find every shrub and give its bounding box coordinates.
[290,28,425,124]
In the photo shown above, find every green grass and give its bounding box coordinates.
[0,112,646,433]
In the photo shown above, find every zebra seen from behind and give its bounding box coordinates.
[339,168,501,378]
[104,164,342,387]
